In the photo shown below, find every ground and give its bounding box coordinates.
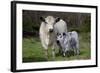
[22,32,91,63]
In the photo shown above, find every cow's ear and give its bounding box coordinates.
[55,17,60,23]
[40,17,45,22]
[63,33,66,36]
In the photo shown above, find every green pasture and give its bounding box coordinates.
[22,32,91,63]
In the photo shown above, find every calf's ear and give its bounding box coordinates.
[55,17,60,23]
[40,17,45,22]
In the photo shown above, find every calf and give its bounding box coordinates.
[56,31,80,57]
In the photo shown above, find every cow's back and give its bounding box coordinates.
[54,19,67,34]
[71,31,79,41]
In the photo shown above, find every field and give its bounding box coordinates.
[22,32,91,63]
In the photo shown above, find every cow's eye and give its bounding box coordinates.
[45,21,47,24]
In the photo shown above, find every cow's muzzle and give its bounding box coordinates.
[56,40,59,44]
[49,29,53,33]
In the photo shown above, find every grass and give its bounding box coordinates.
[22,32,91,63]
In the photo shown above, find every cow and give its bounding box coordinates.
[54,18,67,54]
[56,31,80,57]
[39,16,67,59]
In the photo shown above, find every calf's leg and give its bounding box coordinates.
[44,49,48,60]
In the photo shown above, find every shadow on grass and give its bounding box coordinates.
[23,56,47,63]
[56,51,79,56]
[56,50,85,57]
[79,51,85,55]
[56,52,62,57]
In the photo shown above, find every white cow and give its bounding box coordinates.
[54,19,67,34]
[39,16,67,59]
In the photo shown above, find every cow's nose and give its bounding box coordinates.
[49,29,53,33]
[57,40,59,44]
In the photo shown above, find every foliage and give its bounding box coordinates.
[23,10,91,34]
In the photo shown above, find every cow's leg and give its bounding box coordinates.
[42,43,48,60]
[44,49,48,60]
[73,48,75,55]
[75,45,80,59]
[76,40,80,59]
[52,44,55,60]
[73,42,79,56]
[59,48,62,55]
[58,45,63,55]
[55,43,62,55]
[76,44,80,55]
[63,52,66,57]
[76,48,80,55]
[76,48,80,59]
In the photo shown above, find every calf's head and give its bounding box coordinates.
[56,33,67,44]
[56,32,69,56]
[40,16,60,33]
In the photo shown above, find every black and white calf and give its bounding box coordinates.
[56,31,80,57]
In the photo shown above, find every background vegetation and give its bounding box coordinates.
[22,10,91,62]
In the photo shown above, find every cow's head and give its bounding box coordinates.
[40,16,60,33]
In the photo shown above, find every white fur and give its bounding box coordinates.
[54,19,67,34]
[39,16,67,59]
[39,16,56,59]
